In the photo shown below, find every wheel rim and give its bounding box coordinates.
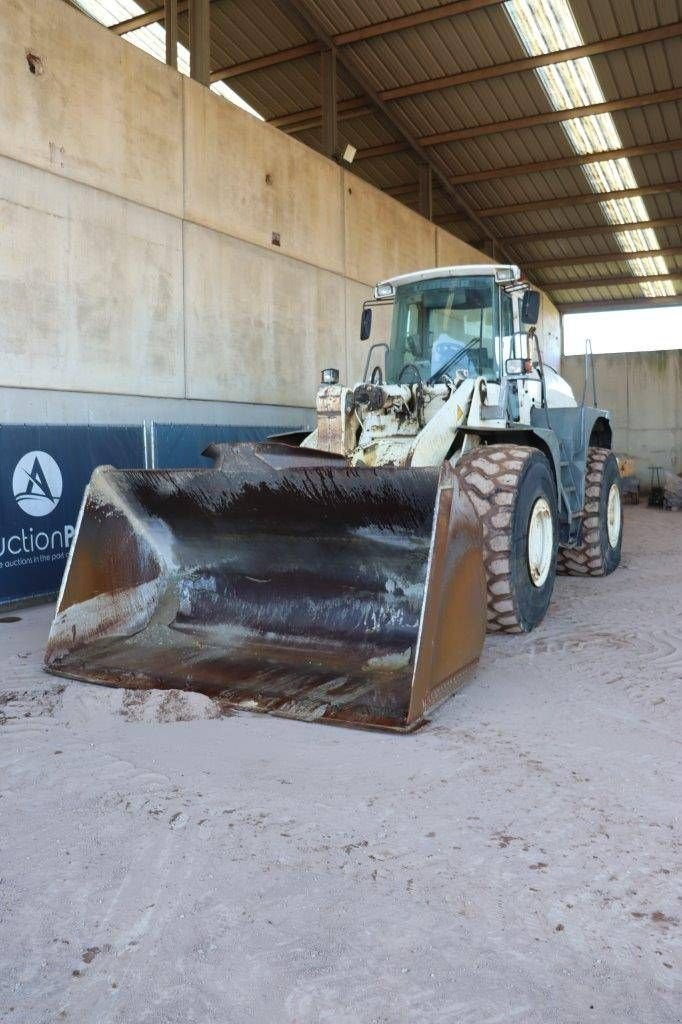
[607,482,621,548]
[527,497,553,588]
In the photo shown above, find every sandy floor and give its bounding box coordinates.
[0,505,680,1024]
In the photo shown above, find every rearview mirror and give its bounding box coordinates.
[360,306,372,340]
[505,358,534,376]
[521,290,540,325]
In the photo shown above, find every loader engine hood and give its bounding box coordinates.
[303,375,476,469]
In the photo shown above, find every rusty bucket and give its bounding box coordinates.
[45,443,485,731]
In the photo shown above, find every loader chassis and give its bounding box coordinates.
[44,263,621,731]
[302,264,622,631]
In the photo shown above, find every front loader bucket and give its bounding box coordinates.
[45,444,485,731]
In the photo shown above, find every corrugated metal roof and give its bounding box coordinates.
[74,0,682,307]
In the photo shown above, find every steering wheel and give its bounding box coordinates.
[428,335,483,386]
[398,363,423,386]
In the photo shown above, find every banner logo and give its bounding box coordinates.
[12,451,63,517]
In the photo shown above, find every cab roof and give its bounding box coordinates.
[375,264,523,296]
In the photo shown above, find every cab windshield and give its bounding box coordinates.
[386,276,499,384]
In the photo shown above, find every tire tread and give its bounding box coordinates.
[557,447,615,577]
[454,444,537,634]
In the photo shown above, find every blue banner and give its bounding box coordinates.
[0,420,307,605]
[0,425,144,606]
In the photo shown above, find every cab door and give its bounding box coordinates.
[516,292,543,420]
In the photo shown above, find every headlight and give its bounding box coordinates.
[495,266,520,282]
[374,282,394,299]
[321,368,340,385]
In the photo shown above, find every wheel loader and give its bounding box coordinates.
[45,264,622,731]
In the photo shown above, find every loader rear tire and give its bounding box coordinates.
[453,445,558,634]
[557,447,622,577]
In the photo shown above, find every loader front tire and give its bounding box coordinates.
[453,445,558,634]
[557,447,622,577]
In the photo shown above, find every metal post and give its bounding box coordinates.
[189,0,210,86]
[418,165,432,220]
[165,0,178,69]
[321,48,338,159]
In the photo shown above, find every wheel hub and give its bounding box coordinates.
[607,482,621,548]
[527,497,553,588]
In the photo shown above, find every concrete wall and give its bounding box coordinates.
[1,0,562,428]
[562,350,682,478]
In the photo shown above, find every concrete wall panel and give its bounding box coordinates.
[0,0,183,217]
[184,223,346,406]
[562,351,682,476]
[434,227,489,267]
[0,157,184,397]
[343,173,436,285]
[183,81,345,276]
[1,0,569,417]
[0,386,313,431]
[626,351,681,432]
[344,279,374,384]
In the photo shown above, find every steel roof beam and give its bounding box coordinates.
[549,272,682,291]
[280,0,514,263]
[110,0,503,39]
[320,48,337,158]
[500,216,680,245]
[211,42,322,83]
[443,140,682,186]
[381,22,681,101]
[468,182,682,219]
[112,0,189,34]
[429,182,682,224]
[524,246,682,269]
[331,0,504,45]
[418,165,433,221]
[165,0,178,68]
[355,87,682,159]
[189,0,210,86]
[266,22,681,127]
[213,2,502,86]
[270,97,372,131]
[556,296,681,313]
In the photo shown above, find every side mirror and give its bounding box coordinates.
[360,306,372,341]
[521,290,540,325]
[505,358,525,376]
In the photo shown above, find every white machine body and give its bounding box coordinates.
[304,264,578,469]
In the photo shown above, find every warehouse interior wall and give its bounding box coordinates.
[1,0,562,429]
[562,350,682,479]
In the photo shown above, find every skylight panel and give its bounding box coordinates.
[75,0,262,118]
[505,0,674,299]
[641,279,677,297]
[628,255,670,275]
[506,0,583,52]
[560,114,623,157]
[600,196,651,225]
[537,58,605,110]
[75,0,136,25]
[582,158,638,193]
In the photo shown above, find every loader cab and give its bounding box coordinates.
[362,265,531,386]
